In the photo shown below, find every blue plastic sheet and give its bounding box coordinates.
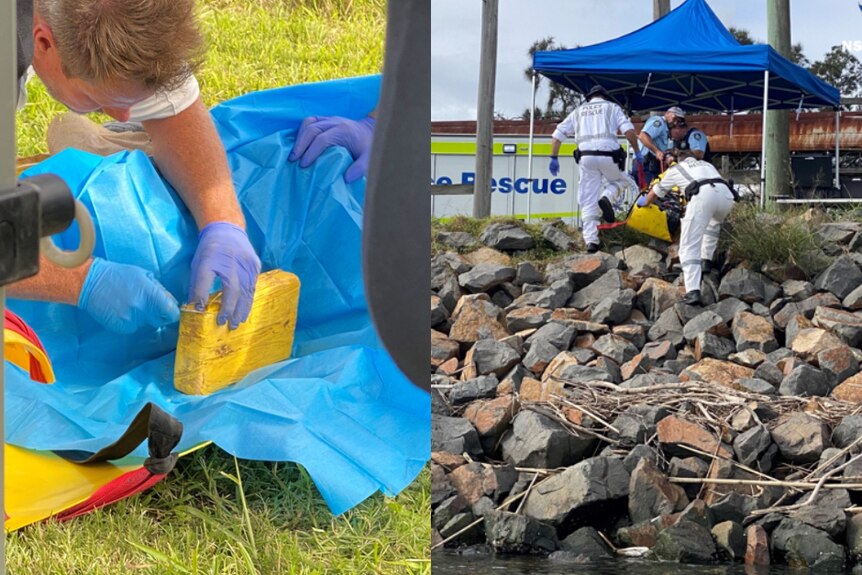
[6,75,430,515]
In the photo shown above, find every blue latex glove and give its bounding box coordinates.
[637,195,648,208]
[288,115,375,183]
[549,157,560,176]
[634,150,644,165]
[188,222,262,329]
[78,257,180,334]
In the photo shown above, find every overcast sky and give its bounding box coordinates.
[431,0,862,120]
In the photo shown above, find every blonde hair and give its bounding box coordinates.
[36,0,205,91]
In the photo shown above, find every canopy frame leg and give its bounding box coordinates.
[527,72,536,223]
[835,109,841,191]
[760,70,769,209]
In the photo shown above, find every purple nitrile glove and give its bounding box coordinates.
[634,150,644,165]
[188,222,261,329]
[288,115,375,183]
[549,157,560,176]
[637,195,649,208]
[78,257,180,334]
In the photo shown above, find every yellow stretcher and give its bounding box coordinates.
[4,310,188,532]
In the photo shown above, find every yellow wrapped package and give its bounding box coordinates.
[174,269,301,395]
[626,203,674,242]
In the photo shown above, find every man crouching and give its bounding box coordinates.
[637,149,736,306]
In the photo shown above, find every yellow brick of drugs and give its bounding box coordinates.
[174,270,301,395]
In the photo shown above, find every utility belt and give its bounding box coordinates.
[683,177,740,202]
[573,146,626,171]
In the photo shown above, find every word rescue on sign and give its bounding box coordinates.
[432,172,568,194]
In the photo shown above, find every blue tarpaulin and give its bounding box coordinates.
[5,75,430,515]
[532,0,840,113]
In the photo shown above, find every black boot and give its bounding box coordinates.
[701,259,713,274]
[681,290,702,306]
[598,197,615,223]
[586,243,600,254]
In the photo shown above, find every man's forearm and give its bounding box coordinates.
[624,130,640,154]
[142,97,244,231]
[638,132,659,156]
[6,256,91,305]
[550,138,562,157]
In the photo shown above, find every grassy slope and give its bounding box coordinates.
[9,2,430,574]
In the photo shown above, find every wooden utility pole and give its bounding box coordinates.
[766,0,792,204]
[473,0,498,218]
[653,0,670,20]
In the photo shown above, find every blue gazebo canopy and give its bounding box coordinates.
[532,0,840,113]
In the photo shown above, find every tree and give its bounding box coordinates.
[729,27,808,66]
[521,37,583,120]
[809,45,862,105]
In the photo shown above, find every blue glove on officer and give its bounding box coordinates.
[549,157,560,176]
[188,222,262,330]
[637,195,648,208]
[288,116,375,183]
[78,258,180,334]
[634,150,644,166]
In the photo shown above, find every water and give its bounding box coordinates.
[432,551,857,574]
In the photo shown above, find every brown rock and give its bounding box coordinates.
[745,524,770,566]
[518,377,564,403]
[431,451,467,470]
[563,407,585,426]
[437,357,460,376]
[682,358,754,390]
[657,415,733,459]
[613,324,647,348]
[566,256,609,287]
[542,351,581,382]
[791,328,846,363]
[550,308,591,322]
[813,306,862,346]
[574,333,597,349]
[569,320,610,334]
[833,372,862,403]
[621,354,655,380]
[506,306,552,332]
[463,395,520,439]
[432,329,460,368]
[637,277,681,320]
[728,349,766,368]
[642,340,676,361]
[732,311,778,353]
[617,522,661,548]
[449,293,510,343]
[464,247,512,266]
[448,463,510,505]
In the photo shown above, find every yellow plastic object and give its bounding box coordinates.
[5,442,209,532]
[627,203,673,242]
[174,269,301,395]
[4,330,55,383]
[4,445,138,531]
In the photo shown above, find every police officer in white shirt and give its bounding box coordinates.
[638,149,737,305]
[548,85,643,253]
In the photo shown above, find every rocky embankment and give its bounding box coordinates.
[431,219,862,568]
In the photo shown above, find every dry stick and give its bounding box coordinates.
[669,477,862,490]
[696,436,725,501]
[677,444,790,487]
[804,433,862,481]
[747,433,862,519]
[515,473,539,515]
[557,397,620,434]
[431,472,560,551]
[748,451,862,517]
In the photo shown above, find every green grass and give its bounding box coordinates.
[7,447,430,575]
[10,2,428,574]
[16,0,386,156]
[721,202,831,277]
